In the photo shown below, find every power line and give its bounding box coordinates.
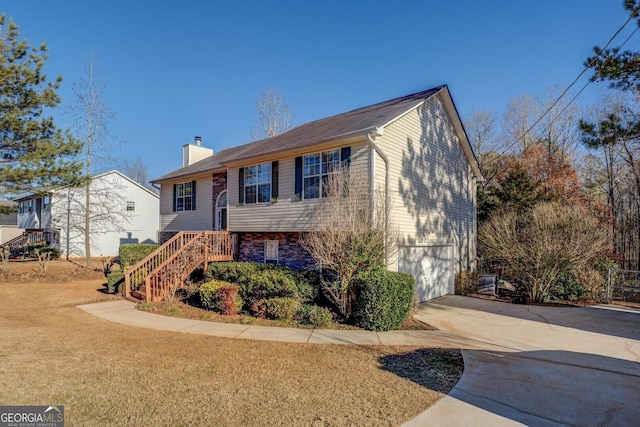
[482,8,639,168]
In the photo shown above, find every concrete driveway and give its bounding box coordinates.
[405,296,640,426]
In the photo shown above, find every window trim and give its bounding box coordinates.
[173,181,196,212]
[302,148,341,200]
[243,162,271,204]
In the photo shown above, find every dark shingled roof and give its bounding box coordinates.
[152,86,445,183]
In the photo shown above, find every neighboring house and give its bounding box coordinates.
[0,201,23,245]
[16,170,160,258]
[152,86,483,301]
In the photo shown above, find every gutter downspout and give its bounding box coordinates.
[366,129,390,264]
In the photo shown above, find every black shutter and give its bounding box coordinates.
[294,156,302,201]
[341,146,351,167]
[172,184,177,212]
[191,181,196,210]
[271,161,279,201]
[238,168,245,204]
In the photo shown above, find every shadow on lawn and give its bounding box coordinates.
[379,348,463,393]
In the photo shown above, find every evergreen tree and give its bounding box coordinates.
[495,161,537,213]
[0,15,83,212]
[586,0,640,92]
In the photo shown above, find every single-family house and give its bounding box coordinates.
[14,170,160,258]
[0,201,23,245]
[152,85,482,302]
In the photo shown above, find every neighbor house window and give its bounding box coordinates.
[244,163,271,204]
[18,201,25,214]
[126,201,135,211]
[173,181,196,212]
[303,149,340,199]
[43,195,51,211]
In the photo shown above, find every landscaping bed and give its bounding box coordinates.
[133,261,433,331]
[137,298,436,330]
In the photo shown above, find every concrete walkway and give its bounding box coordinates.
[77,299,469,347]
[78,297,640,426]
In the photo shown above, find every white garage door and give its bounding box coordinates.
[398,244,454,302]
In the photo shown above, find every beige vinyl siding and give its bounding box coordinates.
[229,142,370,232]
[376,94,476,273]
[159,177,213,231]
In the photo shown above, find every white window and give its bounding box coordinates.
[303,149,340,199]
[245,163,271,204]
[265,240,278,263]
[175,182,194,211]
[43,195,51,211]
[126,201,135,211]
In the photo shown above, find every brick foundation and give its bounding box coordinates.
[237,232,315,270]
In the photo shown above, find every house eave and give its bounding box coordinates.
[221,132,370,167]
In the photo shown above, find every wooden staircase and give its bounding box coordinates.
[0,229,60,257]
[124,231,235,302]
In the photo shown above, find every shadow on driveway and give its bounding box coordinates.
[421,295,640,342]
[392,348,640,426]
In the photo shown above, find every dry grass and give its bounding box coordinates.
[0,260,462,426]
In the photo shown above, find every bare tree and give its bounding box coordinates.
[479,202,610,303]
[300,170,396,318]
[67,51,117,267]
[464,110,501,185]
[119,157,158,193]
[250,89,292,140]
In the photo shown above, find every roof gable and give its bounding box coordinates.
[152,85,482,183]
[14,170,160,201]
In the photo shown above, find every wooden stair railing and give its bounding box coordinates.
[0,229,59,255]
[124,231,234,302]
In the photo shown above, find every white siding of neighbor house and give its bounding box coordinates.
[228,141,370,232]
[0,226,23,244]
[375,94,476,273]
[159,176,213,232]
[48,171,160,258]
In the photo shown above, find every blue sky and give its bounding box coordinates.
[2,1,634,179]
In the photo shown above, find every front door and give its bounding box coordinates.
[215,190,228,231]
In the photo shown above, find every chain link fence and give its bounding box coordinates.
[607,268,640,304]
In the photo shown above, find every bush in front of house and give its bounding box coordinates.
[26,244,60,259]
[297,304,334,328]
[353,269,415,331]
[205,262,317,309]
[199,280,243,315]
[251,297,302,321]
[106,270,125,294]
[119,244,160,268]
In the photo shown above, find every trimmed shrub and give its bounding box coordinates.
[259,297,302,321]
[298,304,333,328]
[199,280,242,315]
[106,270,125,294]
[353,269,415,331]
[26,244,60,259]
[119,244,160,268]
[206,262,318,307]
